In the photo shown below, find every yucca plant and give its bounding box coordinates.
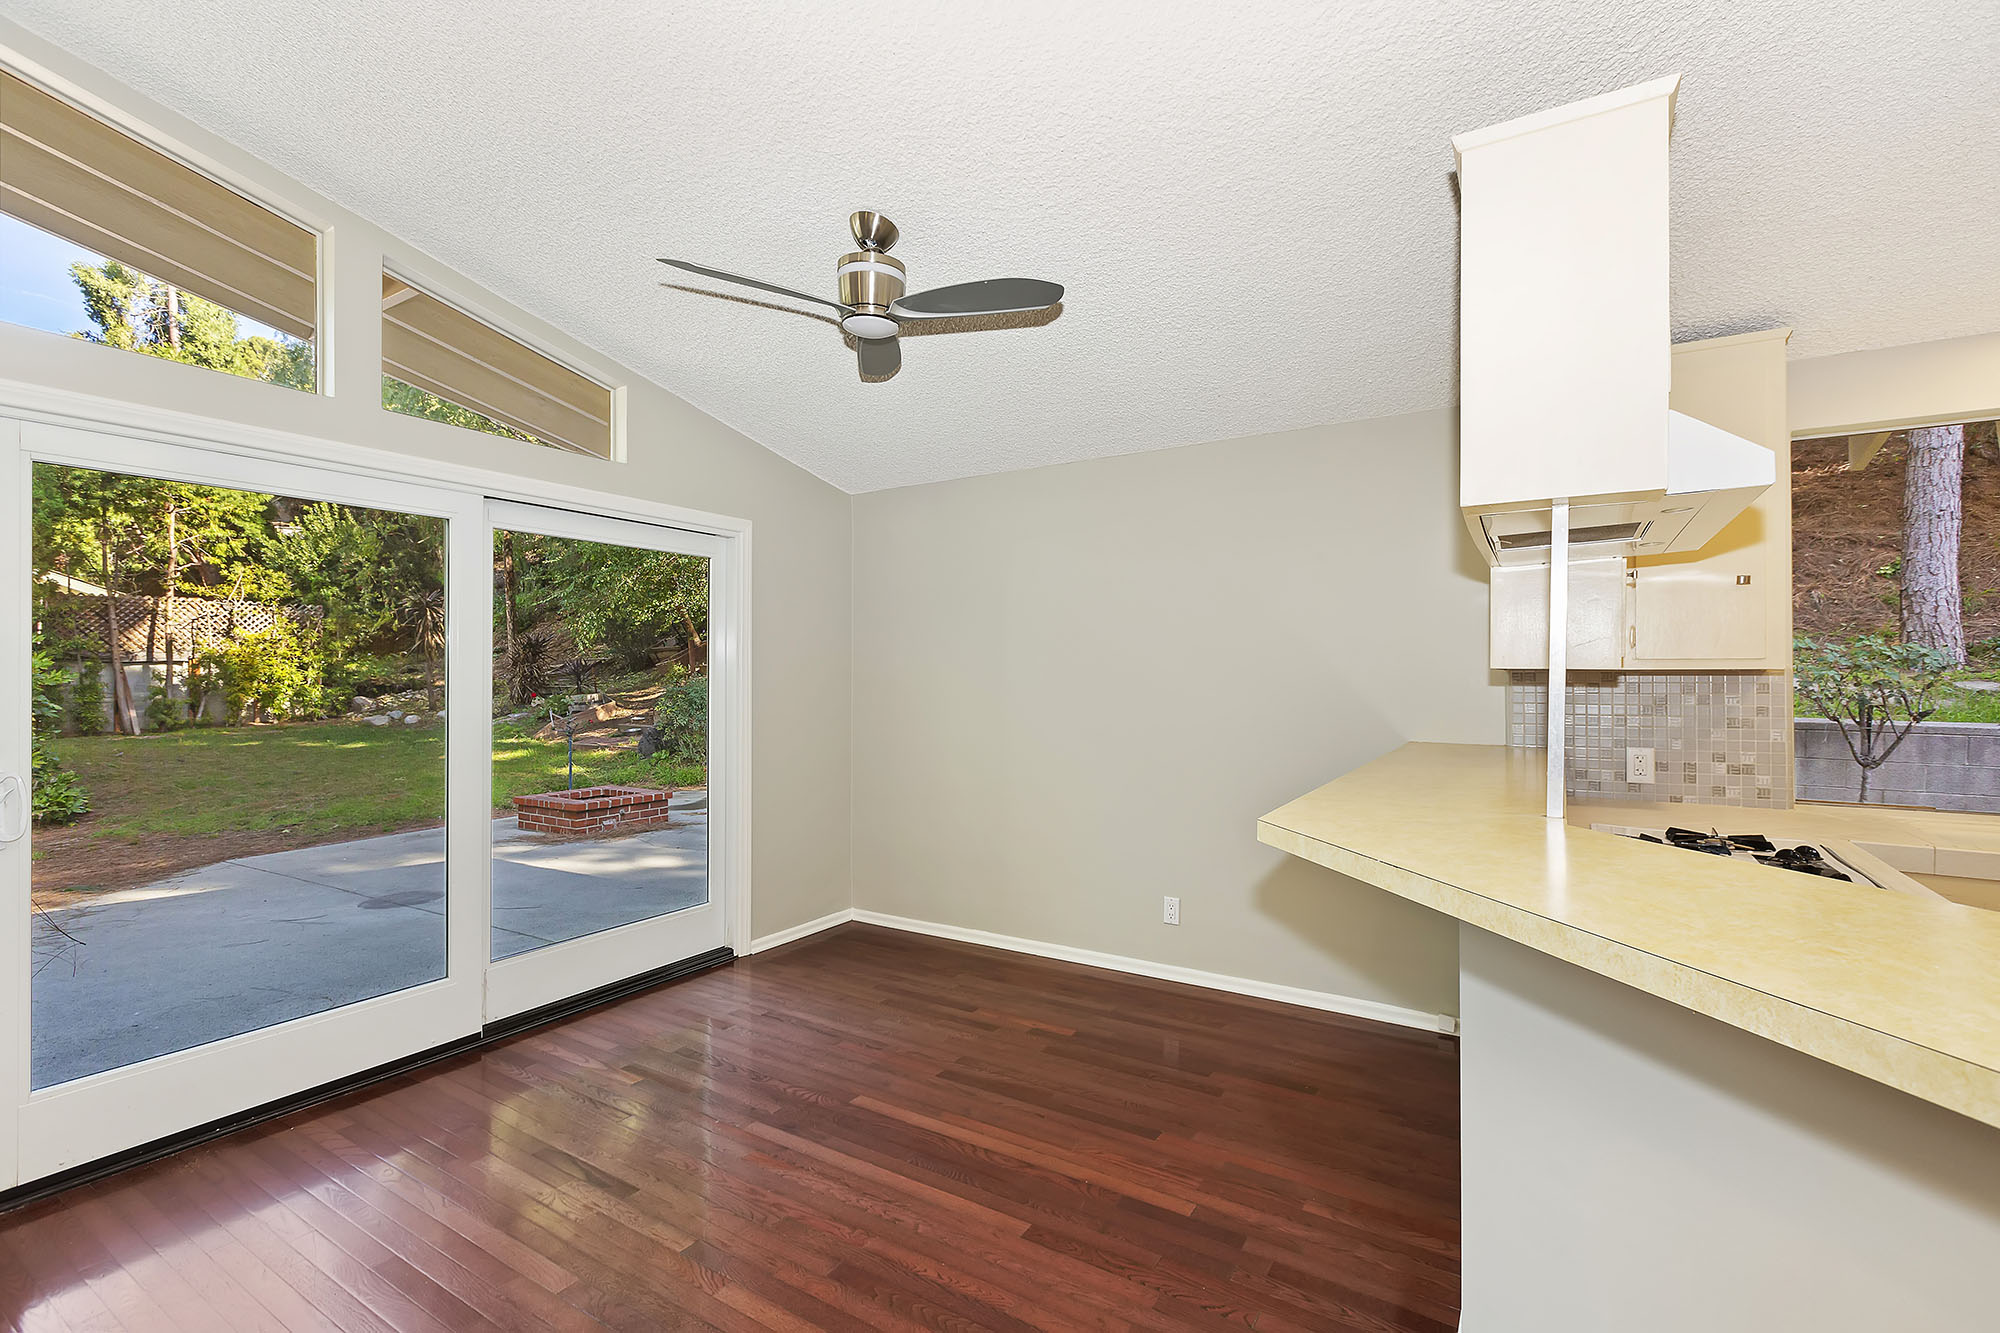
[499,621,570,706]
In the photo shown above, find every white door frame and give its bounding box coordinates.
[0,380,753,1190]
[481,498,736,1022]
[6,421,485,1180]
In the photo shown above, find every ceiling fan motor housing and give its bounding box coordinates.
[837,250,906,339]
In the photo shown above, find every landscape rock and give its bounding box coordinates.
[404,714,422,725]
[388,710,405,721]
[637,725,664,760]
[363,715,391,727]
[1955,680,2000,693]
[352,696,374,712]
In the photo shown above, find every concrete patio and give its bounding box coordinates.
[31,792,706,1088]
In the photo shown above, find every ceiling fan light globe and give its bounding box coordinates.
[841,313,900,340]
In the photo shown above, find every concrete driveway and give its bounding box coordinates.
[31,793,706,1088]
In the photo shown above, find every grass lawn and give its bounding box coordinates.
[42,719,704,844]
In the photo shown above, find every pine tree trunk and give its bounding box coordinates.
[501,532,517,659]
[1901,424,1966,664]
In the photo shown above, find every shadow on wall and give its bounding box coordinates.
[1253,856,1460,1020]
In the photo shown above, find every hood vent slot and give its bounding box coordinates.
[1495,521,1648,553]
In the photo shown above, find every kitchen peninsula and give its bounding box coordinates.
[1261,743,2000,1330]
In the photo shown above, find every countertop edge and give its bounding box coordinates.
[1257,814,2000,1131]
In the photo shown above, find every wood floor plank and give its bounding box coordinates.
[1,925,1459,1329]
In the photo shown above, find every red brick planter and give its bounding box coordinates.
[512,785,674,835]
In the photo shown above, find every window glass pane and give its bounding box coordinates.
[382,273,614,458]
[491,528,708,958]
[0,71,316,391]
[30,463,446,1088]
[1792,419,2000,817]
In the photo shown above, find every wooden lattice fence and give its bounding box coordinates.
[38,590,323,665]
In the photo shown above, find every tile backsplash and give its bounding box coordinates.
[1508,671,1793,809]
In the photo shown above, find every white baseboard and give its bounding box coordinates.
[848,909,1458,1035]
[747,909,855,953]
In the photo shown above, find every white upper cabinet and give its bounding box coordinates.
[1457,76,1677,513]
[1454,76,1773,569]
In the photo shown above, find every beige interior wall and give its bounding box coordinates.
[0,22,852,939]
[851,410,1504,1019]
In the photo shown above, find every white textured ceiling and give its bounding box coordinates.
[9,2,1999,492]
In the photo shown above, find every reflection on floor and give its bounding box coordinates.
[30,793,706,1088]
[0,926,1462,1330]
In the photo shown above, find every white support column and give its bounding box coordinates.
[1546,498,1568,820]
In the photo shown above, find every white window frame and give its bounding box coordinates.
[0,54,332,395]
[380,260,628,462]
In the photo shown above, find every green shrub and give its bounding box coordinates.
[189,622,332,723]
[30,642,89,825]
[652,673,708,763]
[69,661,106,735]
[333,652,422,699]
[31,739,90,825]
[144,683,186,732]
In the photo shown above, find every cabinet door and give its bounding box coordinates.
[1625,329,1791,669]
[1490,559,1626,669]
[1631,566,1765,660]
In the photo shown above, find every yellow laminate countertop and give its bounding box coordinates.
[1258,743,2000,1129]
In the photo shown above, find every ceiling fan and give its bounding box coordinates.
[659,211,1063,382]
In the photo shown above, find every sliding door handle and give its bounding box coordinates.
[0,773,27,843]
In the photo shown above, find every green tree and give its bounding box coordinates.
[520,538,708,669]
[1794,634,1956,802]
[383,375,536,442]
[69,260,312,389]
[262,502,445,664]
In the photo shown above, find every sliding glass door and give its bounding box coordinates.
[4,421,488,1181]
[1,424,743,1190]
[482,501,728,1022]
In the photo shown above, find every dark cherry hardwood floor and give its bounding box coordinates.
[0,924,1460,1331]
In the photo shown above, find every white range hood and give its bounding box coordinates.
[1455,75,1774,568]
[1476,410,1774,567]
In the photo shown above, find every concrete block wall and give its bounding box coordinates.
[1794,718,2000,812]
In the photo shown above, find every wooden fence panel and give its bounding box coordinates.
[39,590,323,664]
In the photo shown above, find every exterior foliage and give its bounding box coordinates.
[68,661,107,736]
[1792,634,1956,801]
[500,622,573,707]
[652,673,709,765]
[30,642,90,825]
[189,623,335,724]
[68,260,313,389]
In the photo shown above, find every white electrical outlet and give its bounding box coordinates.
[1627,746,1656,784]
[1163,896,1180,925]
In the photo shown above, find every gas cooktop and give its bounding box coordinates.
[1590,823,1881,886]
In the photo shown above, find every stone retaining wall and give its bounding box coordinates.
[1793,718,2000,811]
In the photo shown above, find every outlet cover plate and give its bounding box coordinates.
[1627,746,1656,784]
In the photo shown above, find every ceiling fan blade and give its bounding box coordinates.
[896,305,1063,339]
[890,278,1063,320]
[657,258,851,314]
[856,335,901,382]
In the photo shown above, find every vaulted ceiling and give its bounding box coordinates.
[9,2,1998,491]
